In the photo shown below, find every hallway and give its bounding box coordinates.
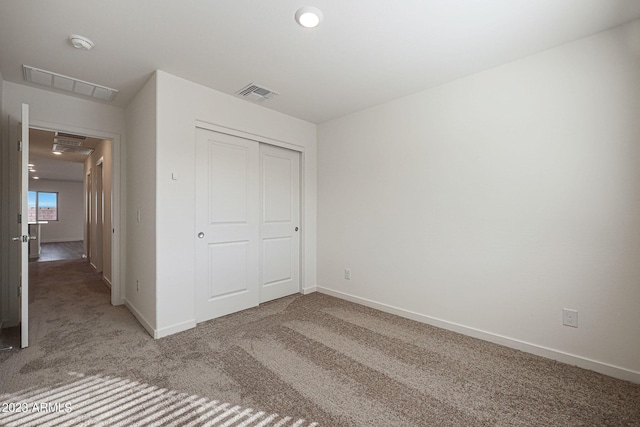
[30,241,84,263]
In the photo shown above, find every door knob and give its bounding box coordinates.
[198,232,205,239]
[295,227,299,232]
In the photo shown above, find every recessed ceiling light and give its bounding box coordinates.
[33,177,40,180]
[29,169,36,172]
[70,35,94,50]
[28,163,35,167]
[53,151,62,155]
[295,6,323,28]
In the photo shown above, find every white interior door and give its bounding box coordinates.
[19,104,30,348]
[259,144,300,303]
[195,129,260,322]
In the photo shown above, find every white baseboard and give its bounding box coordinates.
[317,286,640,384]
[155,320,196,339]
[302,286,317,295]
[123,298,155,338]
[103,276,112,289]
[123,298,196,339]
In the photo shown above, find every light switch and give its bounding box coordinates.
[172,172,178,180]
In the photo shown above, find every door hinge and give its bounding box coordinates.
[18,213,22,224]
[18,285,22,298]
[17,140,22,151]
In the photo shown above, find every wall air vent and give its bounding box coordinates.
[235,83,279,103]
[23,65,118,102]
[52,144,94,156]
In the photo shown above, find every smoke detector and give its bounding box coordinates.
[235,83,279,103]
[70,35,94,50]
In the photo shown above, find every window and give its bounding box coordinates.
[28,191,58,222]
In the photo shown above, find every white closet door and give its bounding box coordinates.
[195,129,260,322]
[259,144,300,303]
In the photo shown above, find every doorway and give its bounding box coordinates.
[2,107,123,350]
[27,123,120,304]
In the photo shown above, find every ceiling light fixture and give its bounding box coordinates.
[70,35,94,50]
[295,6,323,28]
[52,151,62,155]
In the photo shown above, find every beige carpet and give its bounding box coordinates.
[0,259,638,426]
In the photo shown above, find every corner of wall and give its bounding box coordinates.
[124,71,158,332]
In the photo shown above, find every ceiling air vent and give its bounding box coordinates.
[54,138,83,147]
[23,65,119,102]
[235,83,279,103]
[56,132,87,141]
[53,144,94,156]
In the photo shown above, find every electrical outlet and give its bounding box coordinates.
[562,308,578,328]
[344,269,351,280]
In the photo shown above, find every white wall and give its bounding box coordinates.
[317,20,640,382]
[154,70,317,337]
[29,179,84,243]
[2,81,126,322]
[124,73,157,333]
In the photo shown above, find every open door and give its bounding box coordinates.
[17,104,29,348]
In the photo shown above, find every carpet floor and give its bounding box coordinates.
[0,259,638,426]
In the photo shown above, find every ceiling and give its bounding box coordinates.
[1,1,640,124]
[29,128,102,182]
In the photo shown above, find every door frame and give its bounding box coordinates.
[95,157,104,273]
[194,120,307,310]
[86,168,92,265]
[30,119,124,306]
